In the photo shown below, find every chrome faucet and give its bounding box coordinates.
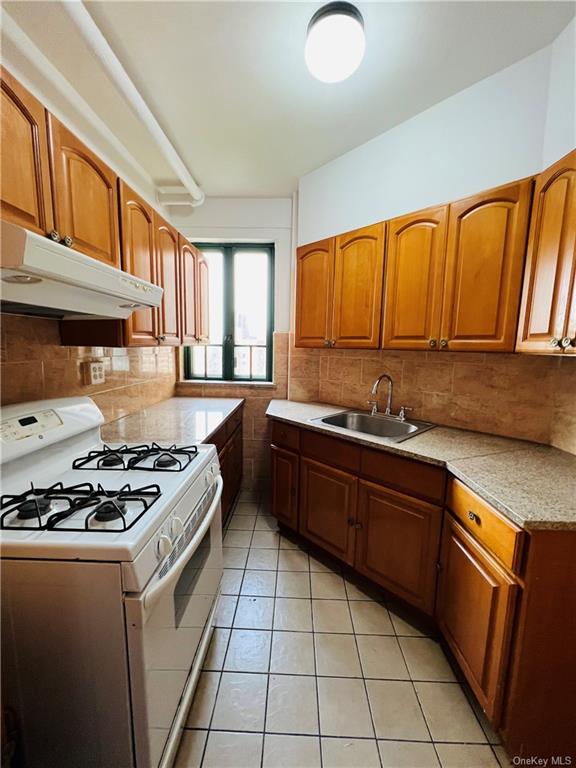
[368,374,393,417]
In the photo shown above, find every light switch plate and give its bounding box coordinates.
[83,361,105,386]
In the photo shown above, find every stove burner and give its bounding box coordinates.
[17,496,51,520]
[99,452,124,468]
[93,499,127,522]
[1,482,161,532]
[155,453,177,469]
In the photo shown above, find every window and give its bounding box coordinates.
[183,244,274,382]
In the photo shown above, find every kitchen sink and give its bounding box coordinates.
[310,410,436,443]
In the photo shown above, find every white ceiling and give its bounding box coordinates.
[3,1,574,197]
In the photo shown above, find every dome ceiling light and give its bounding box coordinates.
[305,2,366,83]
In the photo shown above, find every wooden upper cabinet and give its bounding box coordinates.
[355,480,442,615]
[516,149,576,355]
[0,68,53,235]
[154,214,181,346]
[299,457,357,565]
[179,235,198,345]
[440,179,532,351]
[295,238,335,347]
[196,250,210,344]
[47,114,120,268]
[436,515,518,721]
[382,206,448,350]
[118,181,157,346]
[332,222,385,348]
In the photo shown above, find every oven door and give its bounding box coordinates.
[125,476,223,768]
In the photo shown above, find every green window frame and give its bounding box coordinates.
[183,243,275,382]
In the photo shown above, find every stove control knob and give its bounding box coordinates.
[156,534,173,560]
[171,516,184,538]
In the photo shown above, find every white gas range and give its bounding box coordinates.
[0,397,224,768]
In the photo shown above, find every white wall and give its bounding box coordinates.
[543,18,576,167]
[171,198,294,332]
[298,46,554,244]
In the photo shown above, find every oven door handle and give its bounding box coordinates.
[143,475,223,612]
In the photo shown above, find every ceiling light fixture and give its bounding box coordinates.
[305,2,365,83]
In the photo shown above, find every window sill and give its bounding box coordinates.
[178,380,277,389]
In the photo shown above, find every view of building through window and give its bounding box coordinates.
[185,244,274,381]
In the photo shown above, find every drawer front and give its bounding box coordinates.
[360,448,446,505]
[447,478,523,572]
[301,429,360,473]
[226,406,243,439]
[271,420,300,451]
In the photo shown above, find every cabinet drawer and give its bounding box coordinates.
[447,478,524,572]
[360,448,446,505]
[271,421,300,451]
[226,407,243,438]
[301,429,360,473]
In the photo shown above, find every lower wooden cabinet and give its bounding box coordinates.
[299,457,358,565]
[271,445,299,530]
[218,423,243,524]
[355,480,442,615]
[436,515,518,721]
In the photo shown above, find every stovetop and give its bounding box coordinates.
[1,481,162,532]
[72,443,199,472]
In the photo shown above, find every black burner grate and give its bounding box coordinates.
[72,443,199,472]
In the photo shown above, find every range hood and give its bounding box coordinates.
[0,221,163,319]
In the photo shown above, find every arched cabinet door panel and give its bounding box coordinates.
[196,251,210,344]
[179,236,199,345]
[440,179,532,351]
[154,214,181,346]
[383,207,447,350]
[0,68,53,235]
[295,238,335,348]
[333,222,385,349]
[47,115,120,267]
[118,181,157,346]
[516,149,576,355]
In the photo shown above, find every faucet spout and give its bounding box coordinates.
[368,374,393,416]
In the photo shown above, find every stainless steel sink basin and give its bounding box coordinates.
[310,411,435,443]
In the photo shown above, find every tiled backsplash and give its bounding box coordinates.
[288,343,576,455]
[175,332,289,489]
[0,315,176,422]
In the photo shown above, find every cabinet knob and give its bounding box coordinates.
[63,235,74,247]
[48,230,61,242]
[560,337,571,349]
[347,517,355,526]
[429,339,437,348]
[156,334,167,342]
[467,510,481,525]
[330,339,336,347]
[439,339,448,349]
[354,522,363,530]
[324,339,331,347]
[550,338,561,348]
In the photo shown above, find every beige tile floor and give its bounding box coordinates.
[175,491,510,768]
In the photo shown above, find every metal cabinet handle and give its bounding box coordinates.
[560,337,572,349]
[63,235,74,247]
[156,334,167,342]
[429,339,437,348]
[550,338,561,348]
[439,339,448,349]
[48,230,61,242]
[468,510,481,525]
[330,339,336,347]
[324,339,331,347]
[354,522,363,530]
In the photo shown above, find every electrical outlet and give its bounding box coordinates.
[83,361,105,386]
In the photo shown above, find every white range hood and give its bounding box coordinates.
[0,221,163,319]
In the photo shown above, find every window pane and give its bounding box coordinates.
[252,348,266,379]
[192,346,205,377]
[202,250,224,345]
[234,250,268,346]
[206,346,223,378]
[233,346,250,378]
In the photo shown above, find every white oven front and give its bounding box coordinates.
[125,475,223,768]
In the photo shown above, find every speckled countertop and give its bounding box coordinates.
[102,397,244,445]
[266,400,576,531]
